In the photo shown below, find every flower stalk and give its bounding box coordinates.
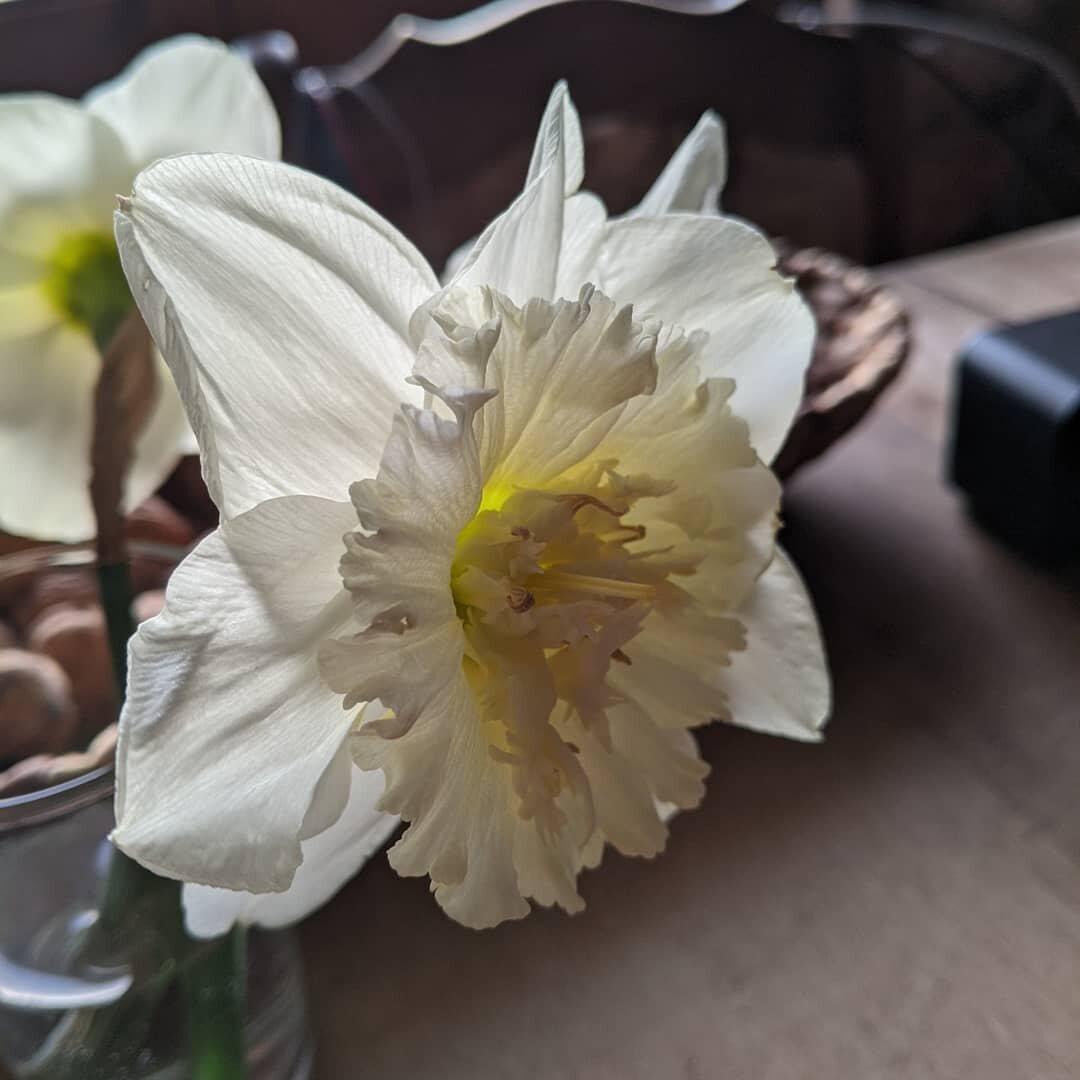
[183,929,249,1080]
[87,310,249,1078]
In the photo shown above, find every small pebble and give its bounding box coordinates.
[133,590,166,623]
[125,495,196,549]
[12,570,99,632]
[0,750,93,798]
[0,531,46,559]
[0,650,78,764]
[27,606,116,745]
[126,497,193,592]
[0,754,56,798]
[86,723,118,763]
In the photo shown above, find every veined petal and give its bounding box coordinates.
[113,496,361,892]
[719,548,830,741]
[627,111,727,217]
[438,83,581,310]
[115,155,438,519]
[181,758,398,937]
[441,190,605,299]
[595,213,815,465]
[0,96,131,264]
[552,192,607,299]
[524,79,585,196]
[86,35,280,167]
[0,324,100,541]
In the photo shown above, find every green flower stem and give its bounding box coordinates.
[183,928,250,1080]
[88,392,250,1078]
[96,559,135,713]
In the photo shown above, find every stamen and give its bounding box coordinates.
[533,569,656,602]
[507,585,536,612]
[600,523,647,544]
[557,493,627,518]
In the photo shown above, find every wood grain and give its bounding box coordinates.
[298,222,1080,1080]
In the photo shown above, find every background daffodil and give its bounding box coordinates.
[111,85,829,933]
[0,34,280,541]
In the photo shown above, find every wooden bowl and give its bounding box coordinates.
[773,243,911,479]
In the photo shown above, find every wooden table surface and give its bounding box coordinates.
[298,220,1080,1080]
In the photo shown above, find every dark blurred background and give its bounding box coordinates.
[3,0,1079,268]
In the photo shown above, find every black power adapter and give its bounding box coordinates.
[950,309,1080,565]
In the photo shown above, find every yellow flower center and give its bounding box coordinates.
[41,229,131,346]
[449,465,683,836]
[452,474,662,642]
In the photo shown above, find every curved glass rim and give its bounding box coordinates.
[0,763,115,834]
[0,540,186,833]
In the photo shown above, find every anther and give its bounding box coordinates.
[556,493,627,518]
[507,585,536,612]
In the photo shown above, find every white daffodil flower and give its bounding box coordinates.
[0,35,280,541]
[113,85,829,934]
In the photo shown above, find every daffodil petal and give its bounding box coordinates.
[115,154,437,519]
[524,79,585,196]
[113,495,363,893]
[596,213,815,464]
[721,548,830,741]
[0,95,130,263]
[552,192,607,298]
[628,111,727,217]
[0,302,189,541]
[0,324,101,540]
[0,281,60,338]
[85,35,280,167]
[181,760,398,937]
[440,190,604,296]
[440,83,581,308]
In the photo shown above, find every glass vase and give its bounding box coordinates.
[0,546,313,1079]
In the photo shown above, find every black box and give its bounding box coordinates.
[950,309,1080,564]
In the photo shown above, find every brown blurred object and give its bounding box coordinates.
[0,496,194,582]
[773,243,910,479]
[4,3,1079,263]
[0,724,117,799]
[26,607,116,745]
[159,456,219,533]
[11,570,100,633]
[0,650,78,764]
[0,0,473,96]
[0,544,182,796]
[288,2,1080,266]
[125,495,197,550]
[126,496,196,591]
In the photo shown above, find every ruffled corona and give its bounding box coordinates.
[317,286,780,927]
